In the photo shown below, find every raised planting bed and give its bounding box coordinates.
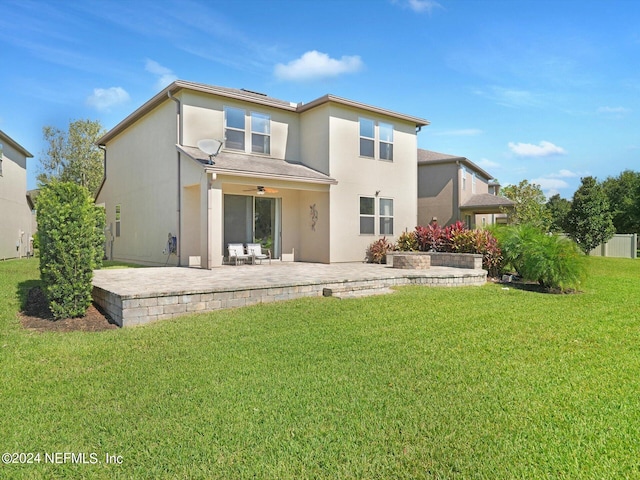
[388,252,483,270]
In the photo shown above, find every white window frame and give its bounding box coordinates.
[461,166,467,191]
[378,122,394,161]
[224,106,271,155]
[379,198,394,235]
[472,172,477,193]
[359,118,375,158]
[0,143,3,176]
[115,204,121,237]
[359,196,375,235]
[359,118,394,161]
[250,112,271,155]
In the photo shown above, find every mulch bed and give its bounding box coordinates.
[18,287,118,332]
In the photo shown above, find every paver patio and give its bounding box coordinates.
[92,262,487,327]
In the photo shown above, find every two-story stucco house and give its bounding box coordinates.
[96,80,429,268]
[417,149,513,228]
[0,130,34,260]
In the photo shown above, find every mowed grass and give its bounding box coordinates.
[1,257,640,479]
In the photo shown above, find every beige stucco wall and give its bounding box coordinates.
[0,142,33,259]
[417,163,458,226]
[180,91,300,161]
[97,100,179,266]
[299,104,331,175]
[326,105,418,262]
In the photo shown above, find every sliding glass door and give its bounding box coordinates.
[223,194,281,259]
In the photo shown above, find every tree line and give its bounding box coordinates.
[501,172,640,254]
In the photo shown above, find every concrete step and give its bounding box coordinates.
[322,281,396,299]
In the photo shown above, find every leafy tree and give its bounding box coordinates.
[500,180,551,231]
[37,119,106,197]
[546,194,572,233]
[37,181,105,319]
[566,176,615,255]
[601,170,640,234]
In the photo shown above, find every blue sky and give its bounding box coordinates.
[2,0,639,198]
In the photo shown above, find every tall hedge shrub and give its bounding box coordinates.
[37,182,105,319]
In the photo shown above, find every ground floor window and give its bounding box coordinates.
[359,196,394,235]
[359,197,375,234]
[115,204,121,237]
[379,198,394,235]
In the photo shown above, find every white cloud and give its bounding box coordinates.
[474,86,543,108]
[86,87,130,111]
[508,140,567,157]
[407,0,442,13]
[274,50,363,81]
[597,106,630,114]
[477,158,500,168]
[392,0,442,13]
[547,169,578,178]
[434,128,483,136]
[145,59,177,90]
[597,106,631,119]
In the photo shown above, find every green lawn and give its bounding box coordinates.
[1,257,639,479]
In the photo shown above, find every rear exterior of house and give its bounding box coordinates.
[96,81,429,267]
[417,149,512,228]
[0,130,33,260]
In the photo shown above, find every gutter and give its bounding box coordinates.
[168,90,182,266]
[95,145,107,201]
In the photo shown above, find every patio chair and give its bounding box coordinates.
[227,243,252,265]
[246,243,271,264]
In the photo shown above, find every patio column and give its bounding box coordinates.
[207,174,223,268]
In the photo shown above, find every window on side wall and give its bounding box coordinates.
[0,143,3,176]
[115,204,121,237]
[379,123,393,161]
[379,198,394,235]
[251,112,270,154]
[359,118,375,158]
[472,172,477,193]
[224,107,245,151]
[461,166,467,191]
[359,196,375,234]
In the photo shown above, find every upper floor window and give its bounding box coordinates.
[224,107,271,155]
[0,143,3,176]
[251,112,270,155]
[359,118,375,158]
[359,118,393,161]
[461,166,467,191]
[379,123,393,161]
[224,107,245,151]
[472,172,477,193]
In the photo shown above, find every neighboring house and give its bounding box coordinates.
[96,80,429,267]
[417,149,513,228]
[0,130,34,260]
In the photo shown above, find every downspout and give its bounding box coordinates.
[168,90,182,266]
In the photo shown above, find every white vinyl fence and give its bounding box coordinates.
[588,234,638,259]
[561,233,638,259]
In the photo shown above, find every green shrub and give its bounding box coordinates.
[366,237,395,264]
[396,231,418,252]
[36,181,105,319]
[495,224,586,291]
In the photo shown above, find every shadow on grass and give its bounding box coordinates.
[16,279,42,311]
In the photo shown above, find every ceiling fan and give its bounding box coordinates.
[243,186,278,195]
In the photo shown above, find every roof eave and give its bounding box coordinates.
[0,130,33,158]
[298,94,430,127]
